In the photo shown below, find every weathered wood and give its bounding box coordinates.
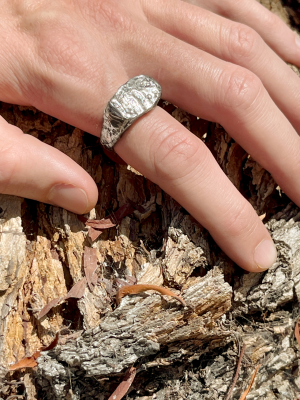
[1,1,300,399]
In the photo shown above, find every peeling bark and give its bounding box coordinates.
[1,1,300,399]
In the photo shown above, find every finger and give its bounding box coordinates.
[0,117,98,214]
[143,0,300,131]
[181,0,300,66]
[114,106,277,272]
[118,23,300,209]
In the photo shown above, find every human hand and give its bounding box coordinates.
[1,0,299,272]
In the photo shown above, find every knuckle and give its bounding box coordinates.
[89,0,136,33]
[262,9,283,30]
[227,23,260,61]
[151,124,201,182]
[218,66,262,110]
[223,201,257,239]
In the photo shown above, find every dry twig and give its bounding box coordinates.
[225,344,246,400]
[239,364,261,400]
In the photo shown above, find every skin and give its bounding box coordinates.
[0,0,299,272]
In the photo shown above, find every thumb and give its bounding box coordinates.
[0,118,98,214]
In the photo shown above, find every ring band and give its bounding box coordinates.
[100,75,162,150]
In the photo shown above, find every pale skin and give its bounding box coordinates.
[1,0,300,272]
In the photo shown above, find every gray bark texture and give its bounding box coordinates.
[1,1,300,399]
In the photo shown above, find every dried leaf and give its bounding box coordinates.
[65,277,87,299]
[9,333,59,371]
[38,297,63,319]
[84,247,98,291]
[108,367,136,400]
[239,364,261,400]
[87,203,135,229]
[88,227,103,241]
[85,220,116,229]
[38,278,87,320]
[84,203,137,241]
[9,356,38,370]
[295,319,300,349]
[113,202,136,221]
[41,332,60,351]
[116,284,186,306]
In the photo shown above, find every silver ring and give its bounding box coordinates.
[100,75,162,151]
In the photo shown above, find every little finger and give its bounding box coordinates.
[181,0,300,65]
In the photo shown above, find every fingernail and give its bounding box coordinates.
[295,35,300,49]
[48,184,89,214]
[254,239,277,270]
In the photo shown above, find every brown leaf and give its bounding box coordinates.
[65,277,87,299]
[84,247,98,291]
[85,203,137,241]
[85,220,116,229]
[239,364,261,400]
[9,356,38,370]
[38,297,63,319]
[9,333,59,371]
[116,284,186,307]
[108,367,136,400]
[112,203,135,222]
[41,332,60,351]
[86,203,135,229]
[295,319,300,349]
[38,279,87,320]
[88,227,103,241]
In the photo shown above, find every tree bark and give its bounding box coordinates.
[1,1,300,399]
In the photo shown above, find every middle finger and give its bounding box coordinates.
[116,14,300,208]
[142,0,300,132]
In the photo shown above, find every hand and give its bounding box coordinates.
[1,0,299,272]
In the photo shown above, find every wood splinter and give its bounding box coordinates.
[116,284,186,307]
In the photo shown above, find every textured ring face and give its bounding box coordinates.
[100,75,162,150]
